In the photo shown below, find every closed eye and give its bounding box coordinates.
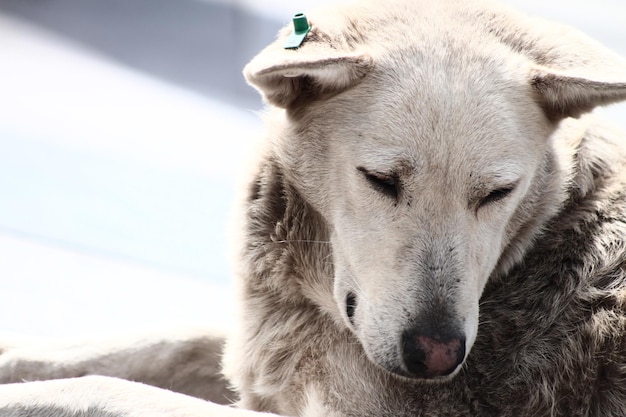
[357,167,399,199]
[478,185,516,208]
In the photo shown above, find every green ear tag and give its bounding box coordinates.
[284,13,311,49]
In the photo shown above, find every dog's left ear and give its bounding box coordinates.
[531,66,626,121]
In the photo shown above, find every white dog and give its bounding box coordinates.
[2,0,626,415]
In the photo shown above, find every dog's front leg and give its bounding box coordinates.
[0,375,281,417]
[0,328,234,403]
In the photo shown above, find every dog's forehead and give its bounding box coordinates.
[331,57,532,151]
[298,5,549,176]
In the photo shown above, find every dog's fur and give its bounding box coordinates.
[224,0,626,415]
[3,0,626,416]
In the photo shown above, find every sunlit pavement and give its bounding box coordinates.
[0,0,624,338]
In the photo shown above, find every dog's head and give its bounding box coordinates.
[244,0,626,380]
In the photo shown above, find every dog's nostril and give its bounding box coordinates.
[346,292,357,325]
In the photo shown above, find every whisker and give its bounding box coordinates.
[274,239,332,244]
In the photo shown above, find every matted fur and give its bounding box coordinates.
[1,0,626,416]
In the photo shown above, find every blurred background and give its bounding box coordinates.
[0,0,624,339]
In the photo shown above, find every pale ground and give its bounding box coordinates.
[0,0,624,339]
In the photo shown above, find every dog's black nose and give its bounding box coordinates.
[401,329,465,378]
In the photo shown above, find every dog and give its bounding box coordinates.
[2,0,626,415]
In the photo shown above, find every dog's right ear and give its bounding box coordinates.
[530,67,626,121]
[478,6,626,121]
[244,30,372,108]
